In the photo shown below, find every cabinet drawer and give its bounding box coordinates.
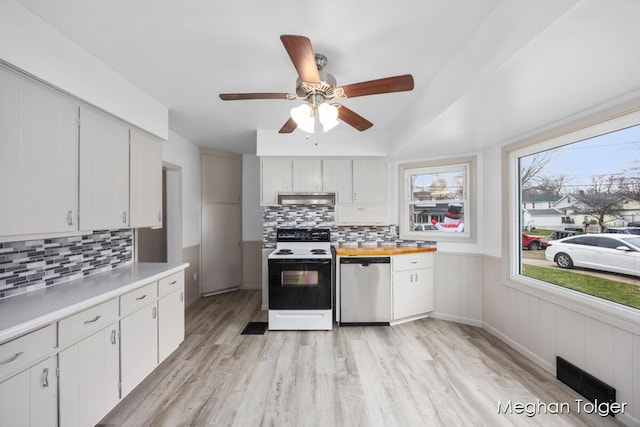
[393,253,433,272]
[120,282,157,316]
[58,298,118,348]
[158,272,184,297]
[0,325,55,381]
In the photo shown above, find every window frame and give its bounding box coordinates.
[503,110,640,328]
[399,155,477,242]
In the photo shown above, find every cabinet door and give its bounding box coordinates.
[352,159,387,204]
[322,159,352,203]
[0,357,57,427]
[120,303,158,397]
[393,268,434,320]
[0,69,79,236]
[59,324,120,427]
[130,128,163,228]
[261,159,292,204]
[79,106,130,230]
[202,153,242,203]
[158,288,185,362]
[292,159,322,192]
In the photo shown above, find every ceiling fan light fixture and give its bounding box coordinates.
[318,103,339,132]
[290,104,315,133]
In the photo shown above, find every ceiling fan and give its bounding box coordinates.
[219,35,415,134]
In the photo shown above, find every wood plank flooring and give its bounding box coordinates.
[98,290,622,426]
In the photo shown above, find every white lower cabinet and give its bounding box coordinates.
[392,253,434,320]
[158,273,185,361]
[120,302,158,397]
[58,323,120,427]
[0,357,57,427]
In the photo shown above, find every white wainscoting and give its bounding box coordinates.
[431,252,483,327]
[482,255,640,426]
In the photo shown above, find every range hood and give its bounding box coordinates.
[277,192,336,206]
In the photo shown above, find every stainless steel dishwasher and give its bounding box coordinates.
[340,257,391,325]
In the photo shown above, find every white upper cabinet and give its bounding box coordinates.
[322,159,352,204]
[130,128,163,228]
[0,69,79,236]
[261,159,292,204]
[79,106,130,231]
[292,159,322,192]
[352,159,387,204]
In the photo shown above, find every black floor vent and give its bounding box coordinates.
[557,357,616,412]
[240,322,268,335]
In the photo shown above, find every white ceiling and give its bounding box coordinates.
[16,0,640,157]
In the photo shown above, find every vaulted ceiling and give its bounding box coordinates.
[17,0,640,157]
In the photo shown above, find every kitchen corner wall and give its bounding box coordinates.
[0,229,133,299]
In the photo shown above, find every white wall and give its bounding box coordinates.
[0,1,168,139]
[242,154,262,241]
[163,130,201,248]
[257,129,390,157]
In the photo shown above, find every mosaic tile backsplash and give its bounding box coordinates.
[262,205,399,247]
[0,229,133,299]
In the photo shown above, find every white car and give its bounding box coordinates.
[544,233,640,277]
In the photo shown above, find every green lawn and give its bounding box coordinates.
[522,264,640,309]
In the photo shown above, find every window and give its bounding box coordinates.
[399,156,476,242]
[508,116,640,311]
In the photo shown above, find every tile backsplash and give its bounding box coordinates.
[262,205,399,247]
[0,229,133,299]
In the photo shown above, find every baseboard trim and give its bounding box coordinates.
[239,284,261,290]
[430,312,483,328]
[482,321,555,375]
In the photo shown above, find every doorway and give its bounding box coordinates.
[137,164,182,263]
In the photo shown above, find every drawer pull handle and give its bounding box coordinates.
[152,307,157,319]
[111,329,117,345]
[84,315,101,324]
[136,294,147,300]
[42,368,49,387]
[169,280,177,285]
[0,352,23,365]
[410,261,418,264]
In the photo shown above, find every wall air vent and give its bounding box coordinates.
[556,357,616,415]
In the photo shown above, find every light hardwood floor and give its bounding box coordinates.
[99,290,622,426]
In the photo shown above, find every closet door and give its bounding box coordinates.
[201,203,242,295]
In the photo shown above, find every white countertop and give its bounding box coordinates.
[0,262,189,344]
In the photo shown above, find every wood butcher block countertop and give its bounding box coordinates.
[334,246,436,256]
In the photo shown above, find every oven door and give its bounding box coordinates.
[268,258,332,310]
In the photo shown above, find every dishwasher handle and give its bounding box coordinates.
[340,257,390,266]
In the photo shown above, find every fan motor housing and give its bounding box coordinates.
[296,70,337,99]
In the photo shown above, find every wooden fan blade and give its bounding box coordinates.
[339,74,414,98]
[279,117,297,134]
[334,104,373,131]
[280,35,321,83]
[219,93,291,101]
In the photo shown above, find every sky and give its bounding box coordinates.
[523,123,640,191]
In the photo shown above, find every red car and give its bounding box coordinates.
[522,232,544,250]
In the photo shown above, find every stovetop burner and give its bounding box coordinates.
[275,249,293,255]
[310,249,327,254]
